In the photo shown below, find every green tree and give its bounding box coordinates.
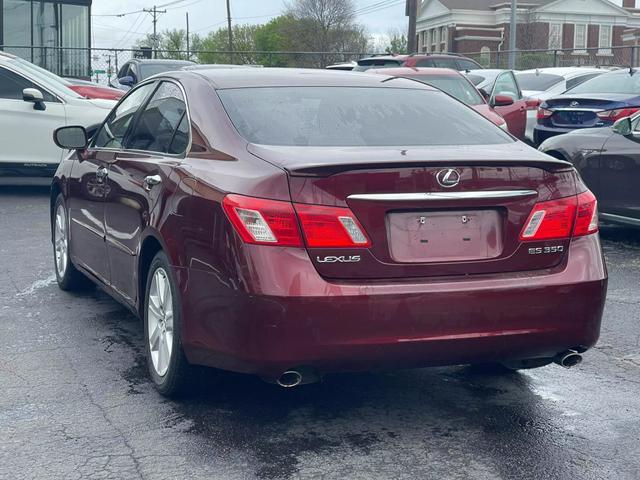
[385,31,408,55]
[198,24,260,64]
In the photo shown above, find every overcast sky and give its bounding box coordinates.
[91,0,409,49]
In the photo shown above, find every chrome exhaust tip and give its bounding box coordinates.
[277,370,303,388]
[554,350,583,369]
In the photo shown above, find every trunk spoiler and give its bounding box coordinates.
[247,143,573,177]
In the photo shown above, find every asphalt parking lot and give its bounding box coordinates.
[1,186,639,480]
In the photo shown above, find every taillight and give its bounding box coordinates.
[573,190,599,237]
[596,107,640,121]
[537,108,553,120]
[222,194,303,246]
[520,191,598,241]
[295,204,371,248]
[222,194,371,248]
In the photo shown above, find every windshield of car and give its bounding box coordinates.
[566,72,640,94]
[139,62,192,79]
[515,73,563,91]
[218,86,511,147]
[353,59,404,72]
[405,75,485,106]
[9,57,83,98]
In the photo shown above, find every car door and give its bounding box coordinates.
[597,119,640,221]
[104,80,189,303]
[0,65,66,173]
[67,82,157,283]
[490,71,527,140]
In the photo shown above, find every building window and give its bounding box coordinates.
[432,28,439,52]
[440,26,447,52]
[549,23,562,50]
[599,25,612,55]
[574,24,587,53]
[480,46,491,67]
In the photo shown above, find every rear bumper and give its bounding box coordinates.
[180,235,607,378]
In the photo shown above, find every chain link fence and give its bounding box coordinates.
[463,45,638,70]
[3,44,639,84]
[1,45,370,83]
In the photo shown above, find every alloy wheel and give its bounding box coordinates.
[147,268,174,377]
[54,204,68,277]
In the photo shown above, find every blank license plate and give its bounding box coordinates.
[388,210,503,263]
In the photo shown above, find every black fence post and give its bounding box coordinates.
[553,49,558,67]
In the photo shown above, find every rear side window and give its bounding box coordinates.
[93,82,156,149]
[0,67,57,102]
[406,75,485,106]
[415,59,435,67]
[457,59,481,71]
[516,73,563,91]
[125,81,188,154]
[218,86,511,147]
[565,73,601,90]
[431,58,458,69]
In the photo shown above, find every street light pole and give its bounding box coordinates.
[508,0,517,69]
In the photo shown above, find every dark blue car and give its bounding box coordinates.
[534,69,640,145]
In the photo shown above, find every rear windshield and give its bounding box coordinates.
[218,86,511,147]
[566,72,640,94]
[406,75,485,106]
[516,73,563,91]
[353,59,403,72]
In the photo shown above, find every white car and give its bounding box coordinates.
[515,67,606,142]
[0,53,116,185]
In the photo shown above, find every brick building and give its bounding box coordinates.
[416,0,640,58]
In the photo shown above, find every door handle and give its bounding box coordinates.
[96,166,108,180]
[143,174,162,191]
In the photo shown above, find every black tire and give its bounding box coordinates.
[143,251,193,397]
[52,194,93,291]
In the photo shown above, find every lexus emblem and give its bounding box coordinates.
[570,101,580,107]
[436,168,461,188]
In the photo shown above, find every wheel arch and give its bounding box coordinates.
[137,230,171,315]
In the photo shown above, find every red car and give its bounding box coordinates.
[466,69,539,141]
[65,78,124,101]
[51,69,607,396]
[369,67,508,132]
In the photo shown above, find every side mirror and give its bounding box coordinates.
[612,116,633,136]
[492,94,515,107]
[54,126,88,150]
[118,75,135,87]
[478,88,490,100]
[23,88,46,111]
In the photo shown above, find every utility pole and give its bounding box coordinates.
[508,0,517,69]
[406,0,417,54]
[186,12,190,59]
[144,5,167,59]
[226,0,233,62]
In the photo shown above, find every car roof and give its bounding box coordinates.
[368,67,463,77]
[517,67,604,77]
[183,67,438,90]
[129,58,195,65]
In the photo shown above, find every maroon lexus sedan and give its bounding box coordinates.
[51,68,607,396]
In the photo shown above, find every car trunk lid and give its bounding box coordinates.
[248,143,577,280]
